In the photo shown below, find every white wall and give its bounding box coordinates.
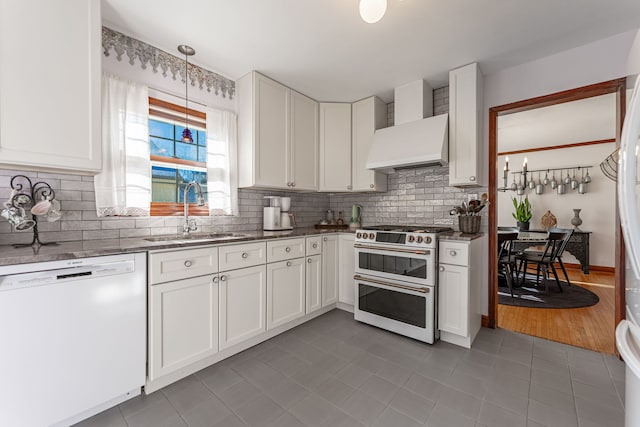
[479,29,639,315]
[102,52,236,113]
[497,143,616,267]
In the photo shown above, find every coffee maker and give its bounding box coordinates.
[263,196,294,231]
[263,196,281,230]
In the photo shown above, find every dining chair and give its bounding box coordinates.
[516,230,570,293]
[498,232,519,297]
[550,227,574,286]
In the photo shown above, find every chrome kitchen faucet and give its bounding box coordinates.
[183,181,205,236]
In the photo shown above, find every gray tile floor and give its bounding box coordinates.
[76,309,626,427]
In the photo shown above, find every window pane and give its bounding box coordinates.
[197,130,207,146]
[151,166,178,203]
[149,119,174,139]
[198,147,207,163]
[178,170,208,203]
[150,137,174,157]
[176,141,198,162]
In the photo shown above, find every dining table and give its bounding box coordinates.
[498,228,591,274]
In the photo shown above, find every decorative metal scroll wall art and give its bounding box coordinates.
[600,149,618,181]
[102,26,235,99]
[498,162,593,196]
[2,175,62,247]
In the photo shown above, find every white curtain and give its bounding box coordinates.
[95,74,151,217]
[206,108,238,216]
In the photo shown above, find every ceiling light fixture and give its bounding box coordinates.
[359,0,387,24]
[177,44,195,143]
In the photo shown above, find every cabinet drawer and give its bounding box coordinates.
[149,247,219,284]
[439,241,469,266]
[219,242,267,271]
[267,238,305,262]
[306,236,322,256]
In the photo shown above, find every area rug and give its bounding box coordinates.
[498,273,599,309]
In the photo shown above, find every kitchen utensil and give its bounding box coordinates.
[584,169,592,183]
[543,170,550,186]
[536,183,544,195]
[571,169,579,189]
[528,175,536,189]
[326,209,334,223]
[564,170,572,184]
[280,212,294,229]
[336,211,344,225]
[550,171,557,189]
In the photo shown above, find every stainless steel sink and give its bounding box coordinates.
[144,233,249,243]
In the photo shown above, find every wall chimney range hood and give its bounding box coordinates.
[367,80,448,173]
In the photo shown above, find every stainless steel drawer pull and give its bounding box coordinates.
[307,258,312,264]
[354,243,430,255]
[286,261,292,267]
[220,275,227,281]
[212,276,219,283]
[285,247,291,253]
[353,274,429,294]
[439,266,445,272]
[241,252,249,259]
[184,260,193,267]
[449,250,457,256]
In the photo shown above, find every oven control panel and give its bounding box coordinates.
[355,231,435,248]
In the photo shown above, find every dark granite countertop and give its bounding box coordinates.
[0,227,355,267]
[439,231,485,241]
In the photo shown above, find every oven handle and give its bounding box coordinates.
[353,244,430,256]
[354,274,430,294]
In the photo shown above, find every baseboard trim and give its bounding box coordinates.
[561,262,614,273]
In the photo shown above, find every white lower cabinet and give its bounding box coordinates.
[438,264,468,337]
[438,236,486,348]
[267,258,306,330]
[321,234,339,306]
[338,234,356,307]
[306,255,322,313]
[219,265,267,350]
[149,275,219,381]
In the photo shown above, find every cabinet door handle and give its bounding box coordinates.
[220,275,227,281]
[291,182,295,187]
[285,247,291,253]
[286,261,292,267]
[370,184,374,189]
[212,276,219,283]
[184,260,193,267]
[439,266,445,272]
[312,243,318,249]
[242,252,249,259]
[286,182,291,187]
[323,237,328,242]
[449,250,457,256]
[307,258,312,264]
[469,176,476,181]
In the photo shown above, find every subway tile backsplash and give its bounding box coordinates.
[0,86,487,244]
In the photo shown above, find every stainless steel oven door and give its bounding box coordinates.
[353,274,435,344]
[354,243,434,287]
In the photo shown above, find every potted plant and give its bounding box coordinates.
[512,196,532,231]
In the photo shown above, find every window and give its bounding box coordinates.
[149,97,209,216]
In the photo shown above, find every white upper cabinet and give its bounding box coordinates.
[238,72,318,190]
[449,62,483,187]
[351,97,388,192]
[0,0,101,173]
[319,103,352,192]
[290,90,319,190]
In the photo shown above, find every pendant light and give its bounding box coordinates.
[177,44,195,143]
[359,0,387,24]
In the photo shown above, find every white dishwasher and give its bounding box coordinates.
[0,253,146,427]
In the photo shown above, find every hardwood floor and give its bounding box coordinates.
[498,268,616,354]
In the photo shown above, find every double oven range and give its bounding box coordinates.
[353,225,452,344]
